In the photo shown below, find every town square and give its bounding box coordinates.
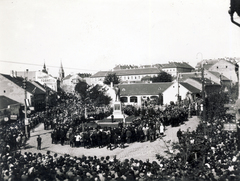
[1,0,240,180]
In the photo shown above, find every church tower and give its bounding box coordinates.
[59,61,65,81]
[42,62,48,74]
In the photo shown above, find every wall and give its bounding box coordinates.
[209,60,238,83]
[0,74,32,105]
[35,71,58,91]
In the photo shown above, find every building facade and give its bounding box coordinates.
[0,73,46,112]
[118,82,173,107]
[160,62,194,77]
[90,67,161,85]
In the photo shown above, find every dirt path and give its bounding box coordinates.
[21,116,200,162]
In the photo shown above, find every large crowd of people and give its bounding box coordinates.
[1,93,240,180]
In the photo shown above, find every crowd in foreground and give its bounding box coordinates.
[1,116,240,181]
[1,94,240,180]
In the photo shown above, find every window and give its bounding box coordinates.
[120,97,128,103]
[130,96,137,103]
[226,66,228,68]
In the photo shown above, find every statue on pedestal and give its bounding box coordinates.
[114,86,120,102]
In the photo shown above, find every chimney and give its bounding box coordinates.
[14,71,17,77]
[10,70,14,77]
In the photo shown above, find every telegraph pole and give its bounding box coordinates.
[23,69,29,138]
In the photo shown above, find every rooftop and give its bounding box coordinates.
[1,73,46,95]
[91,67,161,78]
[118,82,173,96]
[0,95,21,109]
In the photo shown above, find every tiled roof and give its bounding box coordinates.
[114,67,161,76]
[91,67,161,78]
[179,82,201,93]
[208,71,230,81]
[118,82,173,96]
[195,59,237,69]
[90,71,110,78]
[179,72,200,81]
[161,62,194,69]
[1,74,46,95]
[188,77,216,85]
[0,96,21,109]
[62,74,72,80]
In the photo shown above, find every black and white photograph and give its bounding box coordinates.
[0,0,240,180]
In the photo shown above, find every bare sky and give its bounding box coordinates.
[0,0,239,77]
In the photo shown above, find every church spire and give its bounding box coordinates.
[42,62,48,74]
[59,61,65,81]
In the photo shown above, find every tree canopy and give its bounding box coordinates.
[75,81,111,106]
[103,73,120,85]
[151,71,172,82]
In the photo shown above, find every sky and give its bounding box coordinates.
[0,0,239,77]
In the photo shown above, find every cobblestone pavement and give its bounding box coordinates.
[20,116,200,163]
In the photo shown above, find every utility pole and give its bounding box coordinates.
[23,69,29,138]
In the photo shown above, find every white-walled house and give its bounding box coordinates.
[163,82,201,103]
[118,83,173,107]
[117,81,201,107]
[196,58,238,84]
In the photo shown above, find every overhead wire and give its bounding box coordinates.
[0,60,98,72]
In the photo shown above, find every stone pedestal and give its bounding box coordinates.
[112,101,124,119]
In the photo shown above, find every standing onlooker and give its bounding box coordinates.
[177,128,182,143]
[75,133,81,147]
[159,123,164,137]
[37,135,42,150]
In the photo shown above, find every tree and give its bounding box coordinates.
[89,85,112,106]
[75,80,89,100]
[151,71,172,82]
[205,90,229,120]
[75,81,112,107]
[103,73,120,85]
